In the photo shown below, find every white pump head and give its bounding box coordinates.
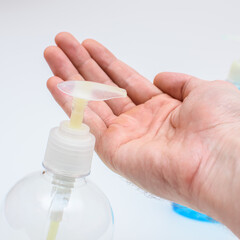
[43,81,127,178]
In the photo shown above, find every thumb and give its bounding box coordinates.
[154,72,203,101]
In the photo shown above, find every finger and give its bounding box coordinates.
[82,39,161,104]
[47,76,72,116]
[44,46,83,81]
[54,32,135,115]
[88,101,116,127]
[45,45,118,123]
[47,76,117,128]
[47,76,107,160]
[83,107,106,147]
[154,72,203,101]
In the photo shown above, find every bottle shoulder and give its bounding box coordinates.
[1,171,114,240]
[5,171,110,204]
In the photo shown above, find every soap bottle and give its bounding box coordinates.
[227,59,240,89]
[0,81,126,240]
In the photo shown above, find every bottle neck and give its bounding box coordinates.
[43,170,87,188]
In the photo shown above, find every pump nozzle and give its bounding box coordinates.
[69,98,87,129]
[58,81,127,129]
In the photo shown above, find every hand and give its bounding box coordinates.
[44,32,240,237]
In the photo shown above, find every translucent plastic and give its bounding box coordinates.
[0,171,113,240]
[227,60,240,89]
[228,60,240,83]
[58,81,127,129]
[58,81,127,101]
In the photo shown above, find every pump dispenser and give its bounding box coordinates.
[44,81,126,179]
[0,81,126,240]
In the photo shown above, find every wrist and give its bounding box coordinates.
[196,129,240,237]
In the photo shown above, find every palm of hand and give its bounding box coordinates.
[94,79,240,206]
[44,32,240,209]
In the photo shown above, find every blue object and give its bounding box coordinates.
[234,82,240,90]
[172,203,218,223]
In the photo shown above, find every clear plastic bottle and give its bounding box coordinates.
[0,170,114,240]
[0,81,127,240]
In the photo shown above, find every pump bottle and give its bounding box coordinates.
[0,81,126,240]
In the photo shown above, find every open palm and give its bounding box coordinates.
[44,32,240,216]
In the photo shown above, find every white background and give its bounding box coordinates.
[0,0,240,239]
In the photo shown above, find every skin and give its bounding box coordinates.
[44,32,240,237]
